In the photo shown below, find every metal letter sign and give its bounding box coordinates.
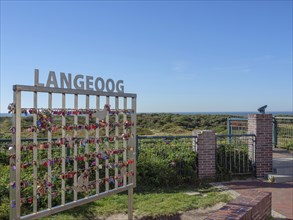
[9,69,137,220]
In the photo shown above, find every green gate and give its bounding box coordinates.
[273,117,293,150]
[216,134,256,178]
[228,116,293,150]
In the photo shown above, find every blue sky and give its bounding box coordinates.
[1,0,292,113]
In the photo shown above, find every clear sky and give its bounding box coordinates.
[1,0,292,113]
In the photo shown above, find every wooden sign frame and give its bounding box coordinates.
[9,70,137,220]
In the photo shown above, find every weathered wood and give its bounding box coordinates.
[13,85,136,98]
[61,93,66,205]
[11,81,136,220]
[74,94,78,201]
[48,92,52,208]
[33,91,38,213]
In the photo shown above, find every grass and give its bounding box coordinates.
[44,186,232,219]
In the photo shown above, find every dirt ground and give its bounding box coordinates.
[100,202,226,220]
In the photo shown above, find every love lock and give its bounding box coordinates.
[76,172,89,192]
[8,103,16,114]
[37,184,47,196]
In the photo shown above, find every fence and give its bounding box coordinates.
[136,133,256,185]
[136,135,198,187]
[1,134,217,195]
[228,116,293,150]
[216,134,256,177]
[1,124,269,197]
[273,117,293,149]
[227,117,248,136]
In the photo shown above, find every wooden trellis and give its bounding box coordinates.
[9,70,137,220]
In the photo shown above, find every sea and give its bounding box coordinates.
[175,111,293,116]
[0,111,292,117]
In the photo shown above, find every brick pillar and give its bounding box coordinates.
[194,130,216,179]
[248,114,273,178]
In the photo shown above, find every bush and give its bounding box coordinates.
[137,127,154,135]
[0,165,9,220]
[286,141,293,151]
[0,152,9,165]
[137,139,198,188]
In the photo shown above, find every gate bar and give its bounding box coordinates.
[48,92,52,208]
[131,97,137,187]
[123,97,127,187]
[74,94,78,201]
[105,96,110,191]
[61,93,66,205]
[115,96,119,189]
[95,95,100,194]
[33,91,38,213]
[85,95,90,195]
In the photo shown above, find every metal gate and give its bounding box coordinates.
[227,117,248,136]
[273,117,293,149]
[216,134,255,177]
[228,116,293,150]
[8,70,137,220]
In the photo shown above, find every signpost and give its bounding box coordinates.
[9,69,137,220]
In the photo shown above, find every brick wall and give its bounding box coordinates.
[205,190,272,220]
[248,114,273,178]
[194,130,216,179]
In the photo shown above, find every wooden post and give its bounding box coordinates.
[128,188,133,220]
[61,93,66,205]
[33,91,38,213]
[48,92,52,208]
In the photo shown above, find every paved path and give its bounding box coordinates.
[223,148,293,219]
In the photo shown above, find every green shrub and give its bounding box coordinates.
[0,197,9,220]
[286,141,293,151]
[137,127,154,135]
[0,152,9,165]
[0,165,9,220]
[137,139,198,188]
